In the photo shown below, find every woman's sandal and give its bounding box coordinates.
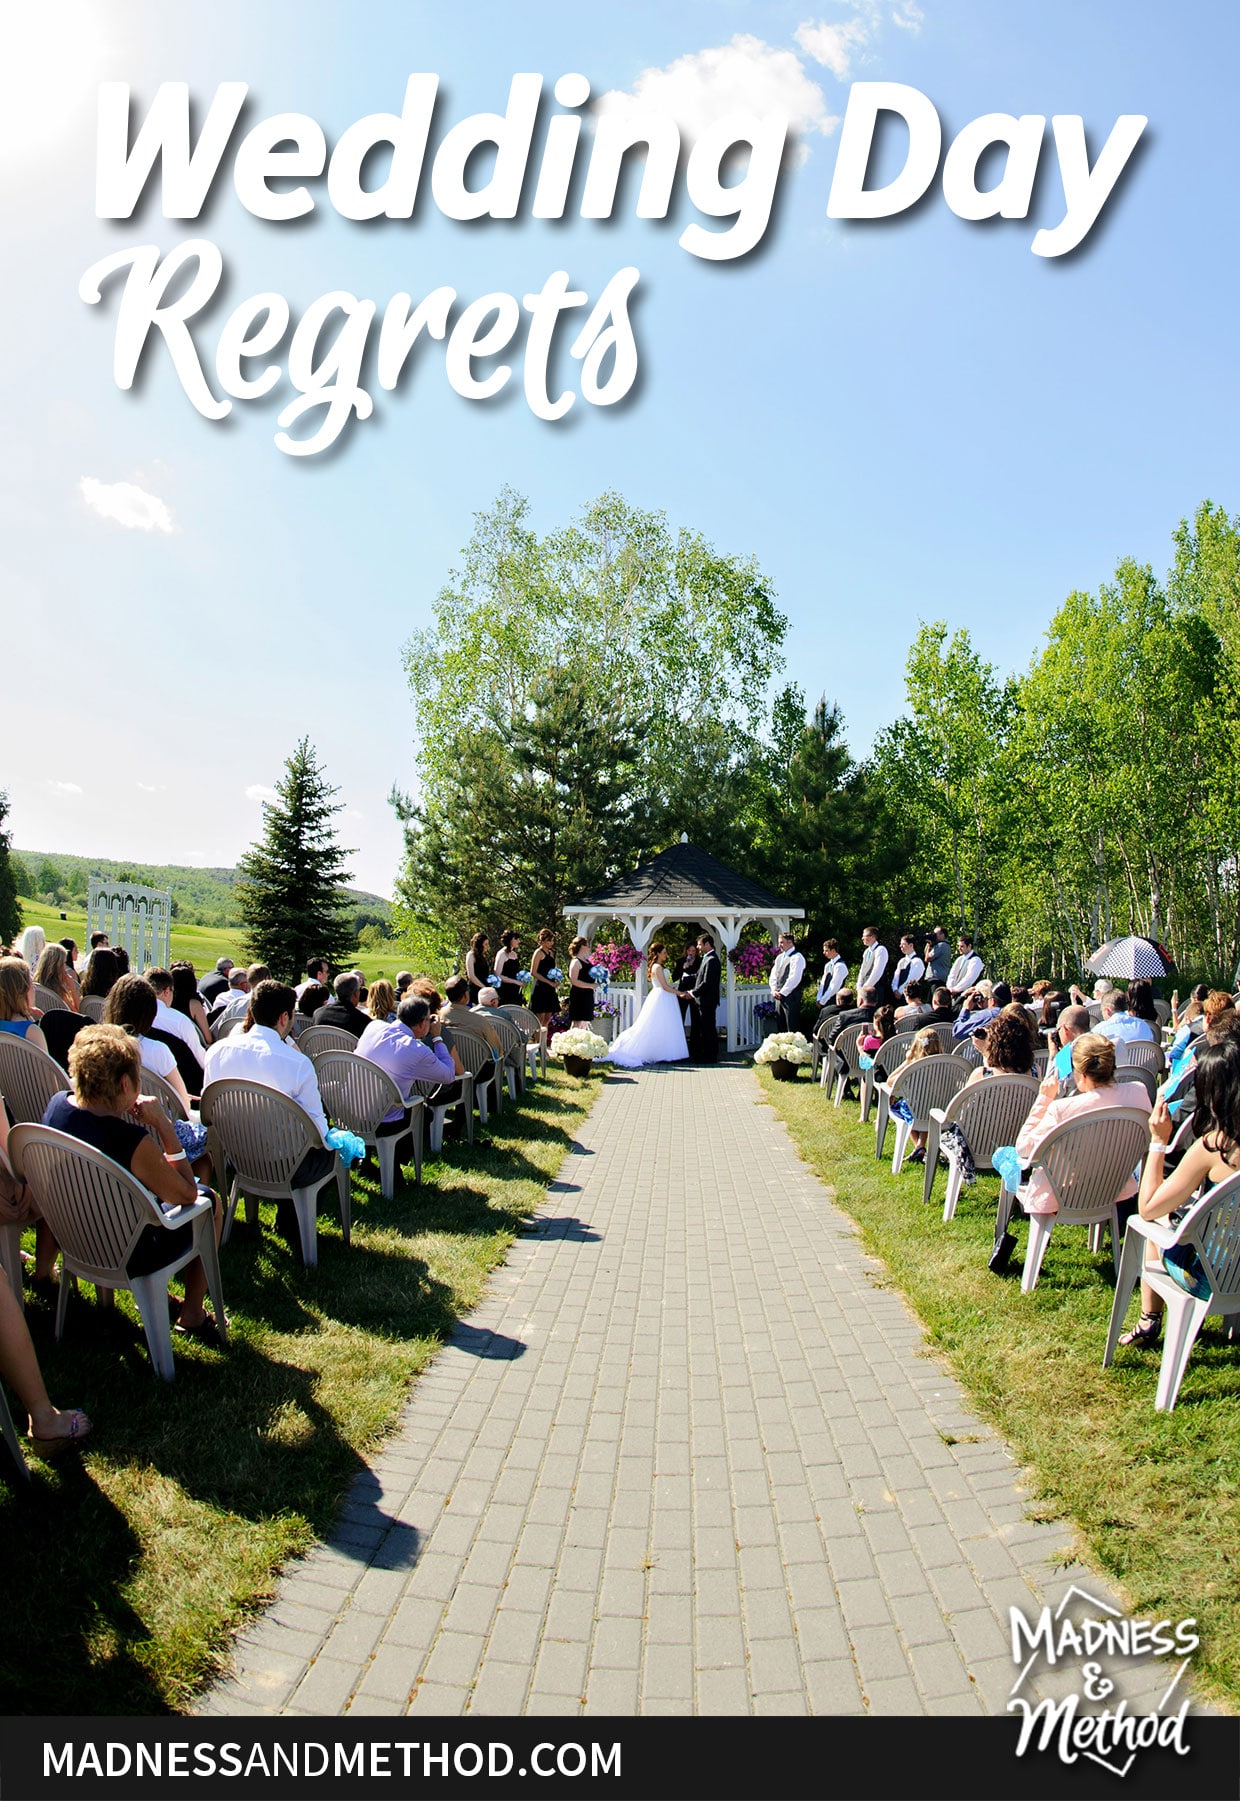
[28,1410,92,1452]
[1119,1310,1163,1348]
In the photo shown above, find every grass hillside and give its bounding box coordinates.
[14,849,390,928]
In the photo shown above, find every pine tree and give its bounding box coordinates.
[0,792,21,947]
[235,739,356,979]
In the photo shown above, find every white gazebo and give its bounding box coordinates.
[564,837,804,1052]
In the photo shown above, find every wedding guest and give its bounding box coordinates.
[367,979,398,1024]
[814,939,849,1028]
[0,959,48,1055]
[888,1025,944,1163]
[855,927,889,1007]
[443,975,503,1108]
[145,968,208,1076]
[312,971,370,1039]
[291,982,329,1037]
[169,962,212,1047]
[1096,990,1157,1046]
[198,957,235,1008]
[860,1004,896,1056]
[926,986,956,1025]
[58,938,80,974]
[80,946,123,1005]
[493,932,523,1006]
[357,995,464,1121]
[567,937,597,1022]
[34,943,80,1012]
[951,981,1009,1042]
[465,932,491,1006]
[17,926,46,971]
[529,929,559,1030]
[214,964,270,1025]
[894,980,932,1029]
[395,971,414,999]
[104,974,208,1146]
[295,957,330,1000]
[891,934,925,1002]
[1127,978,1160,1032]
[0,1277,90,1447]
[1049,1004,1092,1085]
[112,947,131,976]
[963,1008,1038,1087]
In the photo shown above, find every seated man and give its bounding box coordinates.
[1049,1003,1092,1091]
[924,985,956,1025]
[951,980,1009,1042]
[312,971,370,1039]
[295,957,330,1000]
[144,966,208,1077]
[1095,990,1157,1045]
[208,964,257,1026]
[823,986,878,1048]
[202,979,334,1252]
[198,956,235,1009]
[356,996,465,1123]
[441,975,504,1108]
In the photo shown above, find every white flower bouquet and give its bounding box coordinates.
[754,1031,813,1070]
[554,1028,611,1062]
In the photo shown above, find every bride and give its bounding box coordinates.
[606,942,689,1069]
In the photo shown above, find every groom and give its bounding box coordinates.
[688,932,721,1062]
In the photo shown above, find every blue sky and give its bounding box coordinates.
[2,0,1237,896]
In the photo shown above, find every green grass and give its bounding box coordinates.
[0,1067,604,1714]
[757,1066,1240,1713]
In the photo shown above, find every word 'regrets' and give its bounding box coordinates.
[80,76,1147,457]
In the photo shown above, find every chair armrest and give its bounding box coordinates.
[876,1082,892,1097]
[1124,1214,1179,1250]
[150,1192,215,1228]
[929,1108,948,1124]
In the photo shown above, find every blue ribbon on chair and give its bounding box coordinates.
[992,1145,1024,1191]
[326,1127,367,1168]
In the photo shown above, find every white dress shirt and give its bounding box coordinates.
[203,1023,330,1143]
[856,942,888,999]
[817,956,848,1006]
[947,952,984,994]
[154,997,207,1070]
[774,951,806,996]
[892,954,925,998]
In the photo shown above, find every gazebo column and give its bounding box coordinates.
[623,912,658,1010]
[707,913,745,1051]
[573,912,601,943]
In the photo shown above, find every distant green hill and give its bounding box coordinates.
[13,849,390,931]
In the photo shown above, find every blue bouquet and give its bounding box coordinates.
[547,967,563,982]
[516,968,531,983]
[589,964,610,992]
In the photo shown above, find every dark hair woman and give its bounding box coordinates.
[81,947,122,1001]
[567,935,596,1023]
[529,929,558,1031]
[1127,978,1158,1025]
[494,929,524,1007]
[966,1006,1038,1085]
[465,931,491,1007]
[169,961,210,1047]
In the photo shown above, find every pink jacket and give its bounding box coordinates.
[1014,1082,1151,1215]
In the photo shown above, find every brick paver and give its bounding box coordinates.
[199,1061,1181,1717]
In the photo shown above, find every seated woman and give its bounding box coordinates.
[1013,1033,1151,1220]
[103,975,210,1170]
[34,943,80,1012]
[80,947,123,1006]
[1127,978,1161,1037]
[16,926,45,971]
[940,1008,1040,1189]
[1170,982,1210,1038]
[40,1025,222,1340]
[0,1275,90,1448]
[367,978,397,1025]
[0,957,48,1055]
[860,1003,896,1056]
[169,962,211,1047]
[893,980,931,1028]
[1122,1035,1240,1346]
[291,981,329,1037]
[890,1025,946,1164]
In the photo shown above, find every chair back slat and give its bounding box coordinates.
[198,1080,317,1188]
[139,1066,189,1123]
[79,995,107,1022]
[1193,1179,1240,1303]
[954,1040,983,1068]
[0,1035,71,1124]
[887,1054,970,1128]
[500,1006,541,1038]
[446,1025,498,1079]
[872,1031,920,1080]
[831,1023,866,1080]
[1033,1109,1150,1220]
[10,1125,162,1274]
[1114,1041,1166,1078]
[33,985,68,1016]
[940,1075,1039,1167]
[315,1052,404,1137]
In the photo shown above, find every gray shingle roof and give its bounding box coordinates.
[566,841,798,914]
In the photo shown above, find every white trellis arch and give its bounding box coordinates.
[87,878,172,971]
[565,839,804,1052]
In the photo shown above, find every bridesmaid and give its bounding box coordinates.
[494,930,524,1006]
[529,929,559,1031]
[465,930,491,1006]
[567,937,596,1023]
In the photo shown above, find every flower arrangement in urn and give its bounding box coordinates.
[555,1027,611,1077]
[754,1031,812,1080]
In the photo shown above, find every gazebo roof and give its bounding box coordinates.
[565,840,801,916]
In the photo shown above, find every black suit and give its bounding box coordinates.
[312,1000,370,1040]
[199,970,230,1007]
[689,950,721,1062]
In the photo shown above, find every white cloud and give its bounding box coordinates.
[244,784,279,804]
[79,476,176,534]
[598,34,839,146]
[891,1,924,30]
[794,16,871,80]
[136,782,166,793]
[46,780,83,797]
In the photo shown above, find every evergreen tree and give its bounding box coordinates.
[9,854,32,899]
[37,858,61,899]
[235,739,356,979]
[0,793,21,947]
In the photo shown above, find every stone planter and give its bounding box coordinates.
[593,1014,616,1043]
[768,1057,800,1081]
[759,1013,781,1041]
[562,1054,594,1078]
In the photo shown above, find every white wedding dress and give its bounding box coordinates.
[606,965,690,1069]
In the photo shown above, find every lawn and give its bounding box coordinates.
[0,1066,604,1714]
[757,1066,1240,1714]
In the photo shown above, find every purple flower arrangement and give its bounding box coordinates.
[591,942,642,978]
[730,942,775,980]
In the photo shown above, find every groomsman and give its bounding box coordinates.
[813,938,849,1030]
[855,926,889,1005]
[891,934,925,1002]
[769,932,807,1032]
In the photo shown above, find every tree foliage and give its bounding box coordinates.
[0,793,22,947]
[235,739,356,979]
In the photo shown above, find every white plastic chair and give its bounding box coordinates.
[923,1074,1039,1216]
[859,1032,920,1124]
[1115,1040,1167,1080]
[446,1023,501,1124]
[314,1052,424,1196]
[198,1079,349,1269]
[825,1023,866,1105]
[953,1039,984,1069]
[33,984,68,1016]
[79,996,106,1022]
[501,1006,546,1080]
[1153,999,1172,1027]
[413,1070,476,1155]
[137,1066,190,1124]
[1104,1168,1240,1410]
[875,1056,970,1171]
[0,1034,70,1124]
[211,1014,244,1041]
[996,1108,1151,1294]
[297,1025,359,1062]
[0,1379,30,1481]
[9,1123,226,1382]
[483,1011,526,1101]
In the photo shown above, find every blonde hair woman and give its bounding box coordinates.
[367,979,397,1023]
[0,957,47,1055]
[34,942,80,1012]
[1013,1033,1151,1218]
